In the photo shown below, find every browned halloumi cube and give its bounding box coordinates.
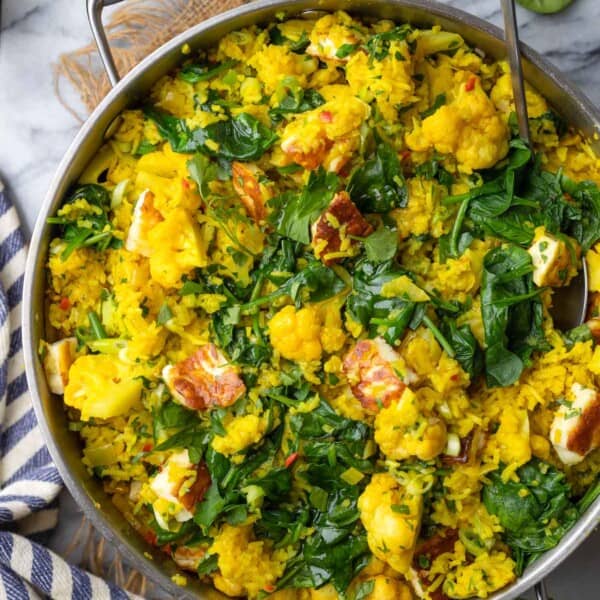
[162,344,246,411]
[343,337,408,412]
[231,162,273,223]
[42,337,77,394]
[311,191,373,265]
[550,383,600,465]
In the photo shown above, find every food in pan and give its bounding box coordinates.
[43,11,600,599]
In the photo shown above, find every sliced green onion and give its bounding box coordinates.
[422,314,456,358]
[445,432,461,457]
[88,310,107,340]
[449,197,470,258]
[111,179,129,209]
[340,467,365,485]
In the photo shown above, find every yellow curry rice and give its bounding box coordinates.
[43,11,600,600]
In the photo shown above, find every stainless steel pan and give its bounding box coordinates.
[23,1,600,598]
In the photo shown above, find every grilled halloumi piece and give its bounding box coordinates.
[42,337,77,394]
[311,191,373,265]
[231,162,273,223]
[150,450,211,530]
[528,227,578,288]
[162,344,246,411]
[343,337,412,412]
[125,189,163,257]
[550,383,600,465]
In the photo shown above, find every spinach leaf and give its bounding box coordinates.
[268,26,310,53]
[194,432,286,532]
[242,256,346,312]
[47,184,121,260]
[440,318,484,379]
[483,458,580,573]
[346,259,423,344]
[347,141,407,213]
[336,43,360,58]
[206,113,278,161]
[275,400,374,593]
[480,245,549,387]
[196,553,219,577]
[561,176,600,252]
[148,518,196,546]
[420,93,446,119]
[269,88,325,122]
[414,156,454,189]
[561,324,593,350]
[364,227,398,263]
[179,59,238,83]
[153,400,198,443]
[145,108,277,160]
[365,25,412,61]
[270,167,340,243]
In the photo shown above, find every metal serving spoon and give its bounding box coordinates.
[501,0,588,331]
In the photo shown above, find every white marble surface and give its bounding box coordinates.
[1,0,599,598]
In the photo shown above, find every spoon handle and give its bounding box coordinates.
[501,0,531,146]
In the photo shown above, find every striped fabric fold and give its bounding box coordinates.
[0,181,139,599]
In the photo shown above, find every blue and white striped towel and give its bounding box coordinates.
[0,180,137,599]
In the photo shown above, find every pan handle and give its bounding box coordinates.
[86,0,127,87]
[534,579,549,600]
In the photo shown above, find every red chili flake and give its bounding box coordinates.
[284,452,299,468]
[451,374,459,381]
[161,543,172,554]
[465,76,476,92]
[143,531,157,546]
[400,150,411,161]
[58,297,71,311]
[320,110,333,123]
[182,178,190,190]
[142,442,153,452]
[263,585,275,593]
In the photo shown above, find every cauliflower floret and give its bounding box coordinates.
[550,383,600,465]
[163,344,246,411]
[346,38,414,122]
[232,161,274,223]
[148,450,211,530]
[64,354,142,421]
[42,337,77,394]
[125,189,163,257]
[210,524,286,597]
[268,304,345,363]
[212,414,267,456]
[279,95,370,172]
[343,337,410,412]
[311,191,373,265]
[148,207,208,289]
[358,473,423,574]
[374,387,447,461]
[306,12,363,62]
[528,226,579,288]
[405,72,509,173]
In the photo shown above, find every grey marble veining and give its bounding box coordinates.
[1,0,599,598]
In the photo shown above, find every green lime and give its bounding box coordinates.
[516,0,574,14]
